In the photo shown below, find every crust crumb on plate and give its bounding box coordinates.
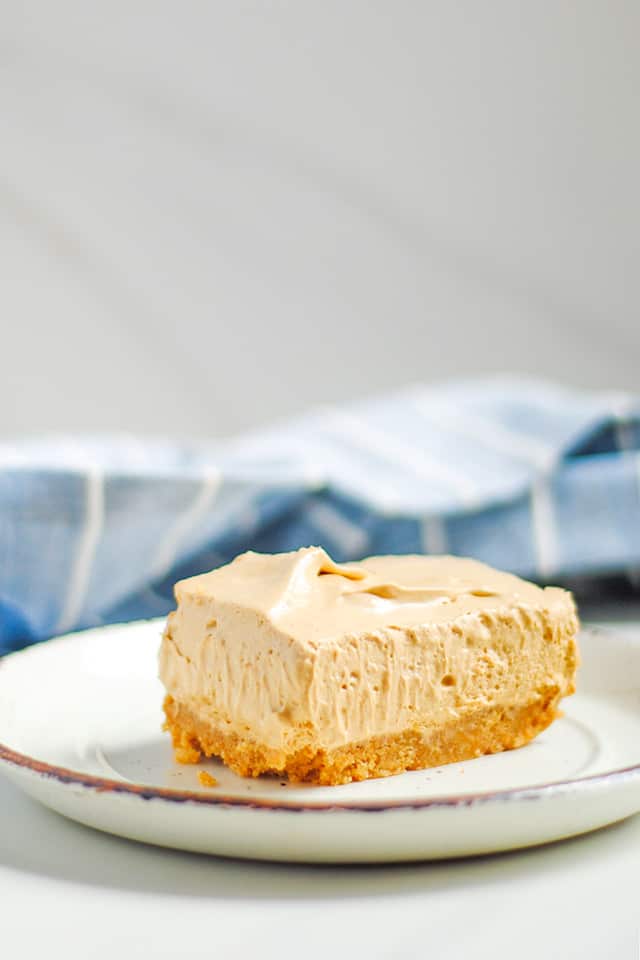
[197,770,218,788]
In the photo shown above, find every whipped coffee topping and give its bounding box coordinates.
[175,546,570,645]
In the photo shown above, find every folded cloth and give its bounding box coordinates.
[1,377,639,654]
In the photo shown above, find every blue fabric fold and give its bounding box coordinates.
[2,377,639,654]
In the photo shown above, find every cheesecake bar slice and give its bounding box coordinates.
[159,547,579,785]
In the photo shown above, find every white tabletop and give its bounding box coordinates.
[1,772,638,960]
[3,619,640,960]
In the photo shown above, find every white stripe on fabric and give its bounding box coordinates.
[305,432,398,510]
[614,421,635,454]
[306,500,369,556]
[610,395,636,453]
[149,470,221,581]
[324,410,478,505]
[530,478,558,578]
[633,454,640,582]
[411,393,553,469]
[56,468,105,633]
[611,399,639,588]
[421,515,448,555]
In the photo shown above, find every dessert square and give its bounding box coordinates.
[159,547,579,785]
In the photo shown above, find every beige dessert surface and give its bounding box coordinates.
[159,547,579,785]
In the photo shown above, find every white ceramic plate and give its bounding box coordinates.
[1,620,639,863]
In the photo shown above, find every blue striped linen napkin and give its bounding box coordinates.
[1,377,639,654]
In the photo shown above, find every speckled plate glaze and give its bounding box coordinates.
[1,620,639,863]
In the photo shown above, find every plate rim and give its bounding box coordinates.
[1,620,640,814]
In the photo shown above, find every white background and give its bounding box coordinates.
[2,2,639,438]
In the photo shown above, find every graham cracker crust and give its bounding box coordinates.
[163,690,562,786]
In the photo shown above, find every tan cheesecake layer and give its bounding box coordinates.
[159,547,579,785]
